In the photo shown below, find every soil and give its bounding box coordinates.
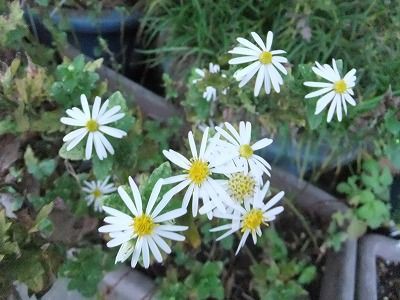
[377,258,400,300]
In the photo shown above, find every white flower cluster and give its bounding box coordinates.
[193,62,227,102]
[98,121,284,268]
[194,31,358,123]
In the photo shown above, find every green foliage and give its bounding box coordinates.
[328,158,392,250]
[157,261,224,300]
[24,146,57,181]
[59,246,114,297]
[250,229,316,300]
[0,1,27,47]
[0,210,20,262]
[51,55,106,108]
[143,0,400,99]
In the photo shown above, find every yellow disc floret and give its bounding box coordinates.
[86,119,99,132]
[92,188,102,198]
[228,173,256,203]
[188,159,210,185]
[333,79,347,94]
[241,209,265,232]
[133,214,155,237]
[239,144,253,159]
[259,51,273,64]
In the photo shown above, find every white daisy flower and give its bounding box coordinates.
[220,170,260,205]
[161,127,238,217]
[211,181,284,255]
[60,94,127,160]
[193,63,226,102]
[228,31,288,96]
[203,86,217,102]
[215,121,273,179]
[98,177,188,269]
[82,176,116,212]
[304,59,357,123]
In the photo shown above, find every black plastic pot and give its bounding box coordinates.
[52,9,139,64]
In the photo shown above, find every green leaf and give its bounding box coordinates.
[107,91,135,132]
[298,265,316,285]
[59,142,86,161]
[346,218,367,238]
[24,146,56,180]
[59,246,114,297]
[30,202,54,233]
[92,156,113,180]
[140,162,172,201]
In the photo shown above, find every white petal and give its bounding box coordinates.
[93,132,107,160]
[229,56,258,65]
[304,81,332,88]
[85,132,94,160]
[265,31,274,51]
[156,229,186,241]
[238,64,261,87]
[97,133,115,155]
[118,186,139,216]
[147,236,163,263]
[99,126,126,138]
[60,117,86,127]
[103,206,132,218]
[263,191,284,211]
[237,37,261,52]
[254,66,265,96]
[98,99,109,117]
[153,208,186,223]
[163,150,190,170]
[98,105,121,123]
[235,230,250,255]
[234,61,261,80]
[131,237,143,268]
[99,223,131,233]
[146,179,164,215]
[152,234,171,254]
[305,87,332,99]
[251,138,273,151]
[106,232,132,247]
[80,94,91,118]
[199,127,209,158]
[91,96,101,119]
[315,90,335,114]
[142,238,150,268]
[99,113,125,125]
[66,130,87,151]
[327,98,337,123]
[251,32,266,50]
[264,206,284,219]
[229,47,260,56]
[188,131,198,159]
[63,127,87,142]
[335,94,343,121]
[128,176,142,214]
[158,224,188,232]
[344,93,356,106]
[272,61,288,75]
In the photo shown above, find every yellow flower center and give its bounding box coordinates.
[259,51,273,64]
[239,144,253,159]
[86,119,99,132]
[228,173,256,203]
[241,209,265,232]
[188,159,210,185]
[92,188,102,198]
[133,214,155,237]
[333,79,347,94]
